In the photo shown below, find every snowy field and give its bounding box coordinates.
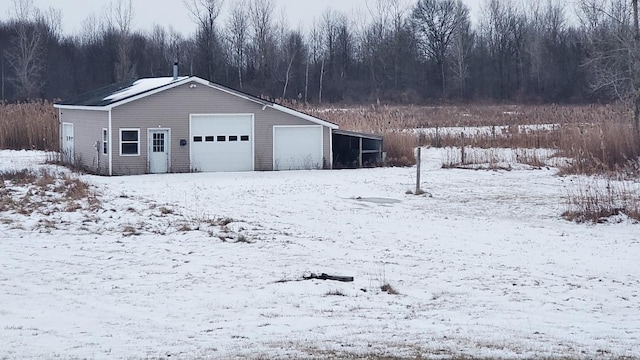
[411,124,560,138]
[1,149,639,359]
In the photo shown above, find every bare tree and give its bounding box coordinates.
[580,0,640,134]
[449,13,474,98]
[362,0,402,104]
[248,0,275,79]
[226,0,248,89]
[633,0,640,135]
[184,0,224,80]
[282,31,303,99]
[412,0,469,96]
[480,0,528,98]
[524,0,568,94]
[306,19,323,103]
[4,0,44,98]
[78,14,101,46]
[105,0,135,81]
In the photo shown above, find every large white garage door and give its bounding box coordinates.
[273,126,323,171]
[190,114,254,172]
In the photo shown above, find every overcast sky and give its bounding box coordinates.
[0,0,491,36]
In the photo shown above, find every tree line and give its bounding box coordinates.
[0,0,637,105]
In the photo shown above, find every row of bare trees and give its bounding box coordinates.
[0,0,639,108]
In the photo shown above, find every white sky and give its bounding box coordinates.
[0,0,487,36]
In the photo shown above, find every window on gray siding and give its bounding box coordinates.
[120,129,140,156]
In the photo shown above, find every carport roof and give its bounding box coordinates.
[333,129,383,140]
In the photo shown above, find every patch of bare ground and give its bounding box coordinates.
[0,168,99,217]
[0,166,260,241]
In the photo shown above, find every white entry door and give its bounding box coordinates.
[149,130,169,174]
[62,123,74,164]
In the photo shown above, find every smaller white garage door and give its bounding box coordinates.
[191,114,254,172]
[273,126,323,171]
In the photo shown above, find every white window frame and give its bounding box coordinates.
[119,128,140,156]
[102,128,108,155]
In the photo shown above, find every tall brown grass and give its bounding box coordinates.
[563,179,640,223]
[301,103,640,174]
[558,123,640,176]
[0,101,58,151]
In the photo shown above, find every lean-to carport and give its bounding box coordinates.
[332,129,384,169]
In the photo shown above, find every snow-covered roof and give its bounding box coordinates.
[103,77,188,103]
[54,76,339,129]
[55,77,189,108]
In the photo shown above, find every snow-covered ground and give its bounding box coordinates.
[1,149,639,359]
[412,124,560,138]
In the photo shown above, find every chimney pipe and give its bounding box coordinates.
[173,61,178,80]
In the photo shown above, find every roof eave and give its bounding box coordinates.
[54,104,110,111]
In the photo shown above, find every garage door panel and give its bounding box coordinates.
[274,126,323,171]
[190,115,253,172]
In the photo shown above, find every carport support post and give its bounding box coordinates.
[415,147,421,194]
[359,137,363,168]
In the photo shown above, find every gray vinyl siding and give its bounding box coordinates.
[58,109,109,174]
[110,81,333,174]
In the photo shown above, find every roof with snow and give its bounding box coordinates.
[54,76,338,129]
[56,77,189,107]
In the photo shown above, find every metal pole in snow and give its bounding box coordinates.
[415,147,421,194]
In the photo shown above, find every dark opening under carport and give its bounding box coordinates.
[332,130,384,169]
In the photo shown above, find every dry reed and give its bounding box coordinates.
[0,101,58,151]
[300,103,639,174]
[563,179,640,223]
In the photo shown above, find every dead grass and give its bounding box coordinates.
[0,101,58,151]
[563,179,640,223]
[325,289,347,296]
[0,168,99,215]
[122,225,142,236]
[303,103,629,130]
[380,283,400,295]
[300,103,639,175]
[557,123,640,177]
[382,132,417,166]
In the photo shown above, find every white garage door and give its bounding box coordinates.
[190,114,254,172]
[273,126,323,171]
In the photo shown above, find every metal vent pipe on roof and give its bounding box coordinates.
[173,61,178,80]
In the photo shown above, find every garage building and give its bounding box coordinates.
[54,76,339,175]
